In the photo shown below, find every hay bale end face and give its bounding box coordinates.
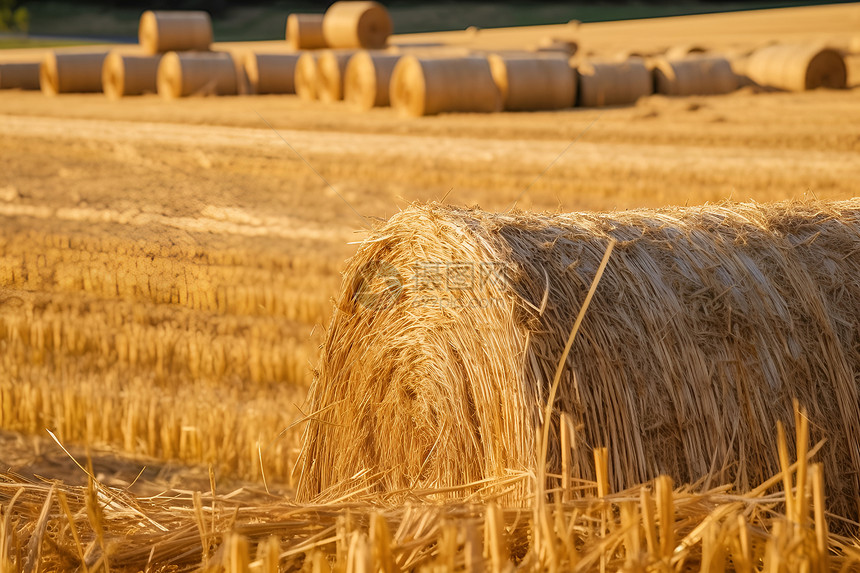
[102,52,161,99]
[244,53,300,95]
[286,13,327,51]
[294,52,319,100]
[297,201,860,524]
[0,62,40,90]
[343,51,402,109]
[156,51,237,99]
[139,10,213,55]
[577,58,653,107]
[323,1,392,50]
[40,52,107,96]
[488,54,575,111]
[316,50,355,102]
[654,55,739,96]
[743,44,847,91]
[390,56,502,117]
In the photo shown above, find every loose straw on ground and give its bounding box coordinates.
[138,10,212,55]
[323,1,392,50]
[244,53,300,95]
[743,43,847,91]
[102,52,161,99]
[286,14,326,50]
[653,55,738,96]
[488,54,575,110]
[296,200,860,527]
[576,58,652,106]
[343,51,401,109]
[156,51,237,99]
[40,52,107,96]
[390,56,502,116]
[0,62,40,90]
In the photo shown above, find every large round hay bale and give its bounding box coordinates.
[138,10,212,55]
[664,44,707,60]
[156,51,237,99]
[533,37,578,57]
[488,54,575,111]
[102,52,161,99]
[343,51,401,109]
[0,62,40,90]
[296,200,860,524]
[294,52,319,100]
[40,52,107,96]
[316,50,356,102]
[322,1,392,50]
[577,58,653,107]
[653,55,739,96]
[390,56,502,117]
[244,53,300,94]
[286,13,327,50]
[744,44,846,91]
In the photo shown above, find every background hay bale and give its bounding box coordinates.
[294,52,319,101]
[40,52,107,96]
[743,44,847,91]
[343,51,402,110]
[286,14,327,51]
[156,51,237,99]
[664,44,708,60]
[0,62,40,90]
[653,55,739,96]
[244,53,300,95]
[532,37,579,56]
[577,58,653,107]
[390,56,502,117]
[488,54,575,111]
[316,50,356,102]
[139,10,213,55]
[296,200,860,524]
[323,1,392,50]
[102,52,161,99]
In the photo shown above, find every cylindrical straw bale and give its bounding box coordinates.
[156,51,237,99]
[323,1,392,50]
[576,58,653,107]
[344,51,402,109]
[316,50,356,102]
[139,11,212,55]
[40,52,107,96]
[488,54,575,110]
[102,52,161,99]
[390,56,502,117]
[244,53,300,94]
[851,35,860,55]
[534,37,578,56]
[286,13,327,50]
[743,44,846,91]
[296,200,860,526]
[0,62,40,90]
[653,55,739,96]
[664,44,707,60]
[294,52,319,100]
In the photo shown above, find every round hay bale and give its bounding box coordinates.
[316,50,356,102]
[653,55,739,96]
[40,52,107,96]
[102,52,161,99]
[744,44,846,91]
[244,53,300,94]
[664,44,707,60]
[323,1,392,50]
[851,35,860,56]
[138,10,212,55]
[488,54,575,111]
[343,51,402,109]
[286,13,327,50]
[390,56,502,117]
[533,37,578,56]
[294,52,319,100]
[0,62,40,90]
[296,200,860,525]
[577,58,653,107]
[156,51,237,99]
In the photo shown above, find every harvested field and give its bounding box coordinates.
[1,3,860,571]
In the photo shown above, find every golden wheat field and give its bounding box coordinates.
[2,2,860,571]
